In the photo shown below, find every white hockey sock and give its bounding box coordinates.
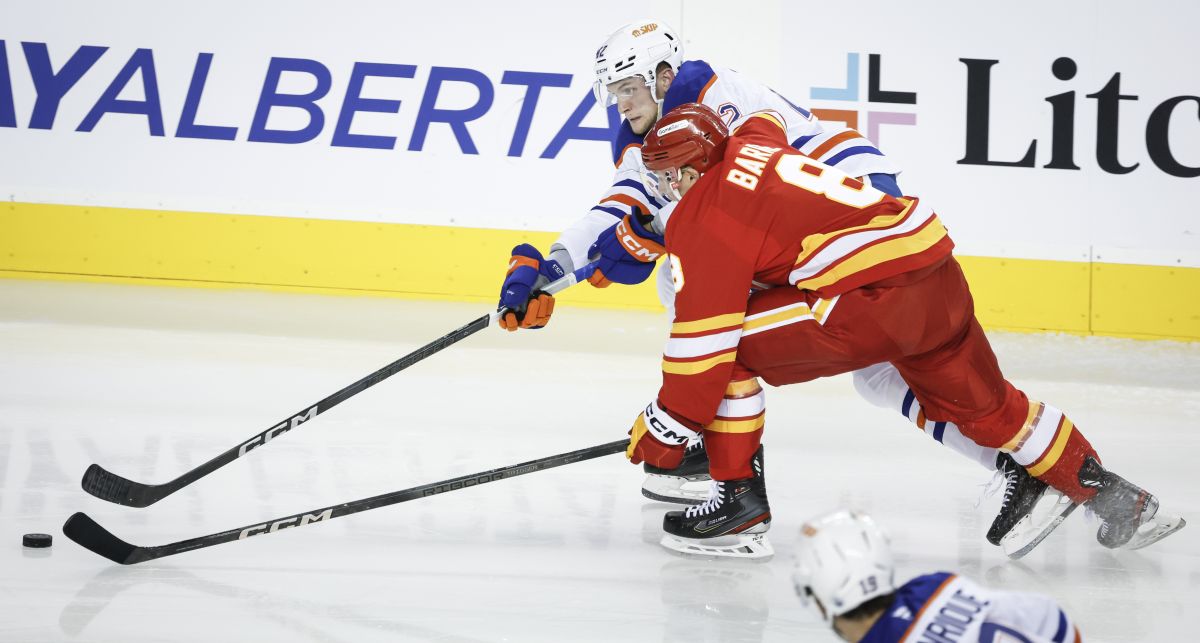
[852,364,999,471]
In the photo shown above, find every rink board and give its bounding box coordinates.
[3,201,1198,341]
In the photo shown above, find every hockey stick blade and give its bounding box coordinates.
[80,464,158,508]
[63,513,144,565]
[66,438,628,564]
[78,261,599,509]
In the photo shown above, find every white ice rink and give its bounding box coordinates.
[1,279,1197,642]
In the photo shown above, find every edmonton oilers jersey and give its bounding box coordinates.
[861,573,1081,643]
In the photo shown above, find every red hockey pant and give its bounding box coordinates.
[714,257,1098,502]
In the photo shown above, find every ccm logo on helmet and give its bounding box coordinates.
[632,23,658,37]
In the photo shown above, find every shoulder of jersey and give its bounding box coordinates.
[859,572,956,643]
[731,111,789,140]
[662,59,718,114]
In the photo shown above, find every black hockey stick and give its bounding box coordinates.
[64,438,629,564]
[79,261,599,508]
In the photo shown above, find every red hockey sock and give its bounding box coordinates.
[705,428,763,480]
[1026,422,1099,504]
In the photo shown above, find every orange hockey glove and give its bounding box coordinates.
[626,400,700,469]
[497,293,555,331]
[496,244,563,332]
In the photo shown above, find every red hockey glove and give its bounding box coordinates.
[626,400,700,468]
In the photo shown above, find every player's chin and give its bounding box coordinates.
[629,117,651,135]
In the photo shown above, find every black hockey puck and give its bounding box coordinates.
[22,533,52,548]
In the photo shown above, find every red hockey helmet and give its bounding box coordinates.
[642,103,729,173]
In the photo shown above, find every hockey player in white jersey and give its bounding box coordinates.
[493,18,1070,558]
[793,510,1083,643]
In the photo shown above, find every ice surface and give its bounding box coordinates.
[1,279,1196,642]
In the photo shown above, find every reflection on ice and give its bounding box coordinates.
[0,280,1196,642]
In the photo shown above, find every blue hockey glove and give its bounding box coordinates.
[587,211,666,288]
[497,244,565,331]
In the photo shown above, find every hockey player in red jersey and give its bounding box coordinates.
[626,102,1185,558]
[793,510,1083,642]
[496,18,1074,559]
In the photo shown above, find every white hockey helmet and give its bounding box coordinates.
[592,19,684,106]
[792,510,896,623]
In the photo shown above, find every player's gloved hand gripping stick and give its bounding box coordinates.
[78,260,599,509]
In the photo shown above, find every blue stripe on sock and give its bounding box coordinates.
[901,390,915,418]
[933,422,946,443]
[1053,609,1068,642]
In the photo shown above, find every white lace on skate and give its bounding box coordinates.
[974,468,1009,510]
[658,481,773,560]
[684,481,725,518]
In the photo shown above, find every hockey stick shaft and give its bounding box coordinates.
[80,261,599,508]
[64,438,629,564]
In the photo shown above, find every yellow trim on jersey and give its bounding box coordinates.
[734,111,786,135]
[707,414,766,434]
[627,415,650,460]
[1002,401,1043,452]
[671,312,746,335]
[742,304,812,333]
[792,217,949,292]
[661,351,737,375]
[740,297,840,334]
[724,379,762,396]
[812,297,836,319]
[795,198,917,267]
[1027,418,1075,478]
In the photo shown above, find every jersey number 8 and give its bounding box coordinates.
[668,254,685,293]
[774,155,886,209]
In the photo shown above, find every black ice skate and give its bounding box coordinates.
[658,446,772,559]
[1079,456,1186,549]
[988,453,1077,559]
[642,437,711,505]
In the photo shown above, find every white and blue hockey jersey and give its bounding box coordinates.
[861,573,1081,643]
[552,59,902,271]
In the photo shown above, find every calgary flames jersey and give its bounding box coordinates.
[658,113,953,429]
[553,60,902,271]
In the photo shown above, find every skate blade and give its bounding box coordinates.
[1001,494,1078,559]
[641,475,710,505]
[659,530,774,560]
[1124,514,1186,550]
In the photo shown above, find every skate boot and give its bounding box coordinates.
[642,437,711,505]
[987,453,1077,559]
[1079,456,1186,550]
[659,446,773,559]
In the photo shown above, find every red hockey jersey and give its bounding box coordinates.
[658,113,954,429]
